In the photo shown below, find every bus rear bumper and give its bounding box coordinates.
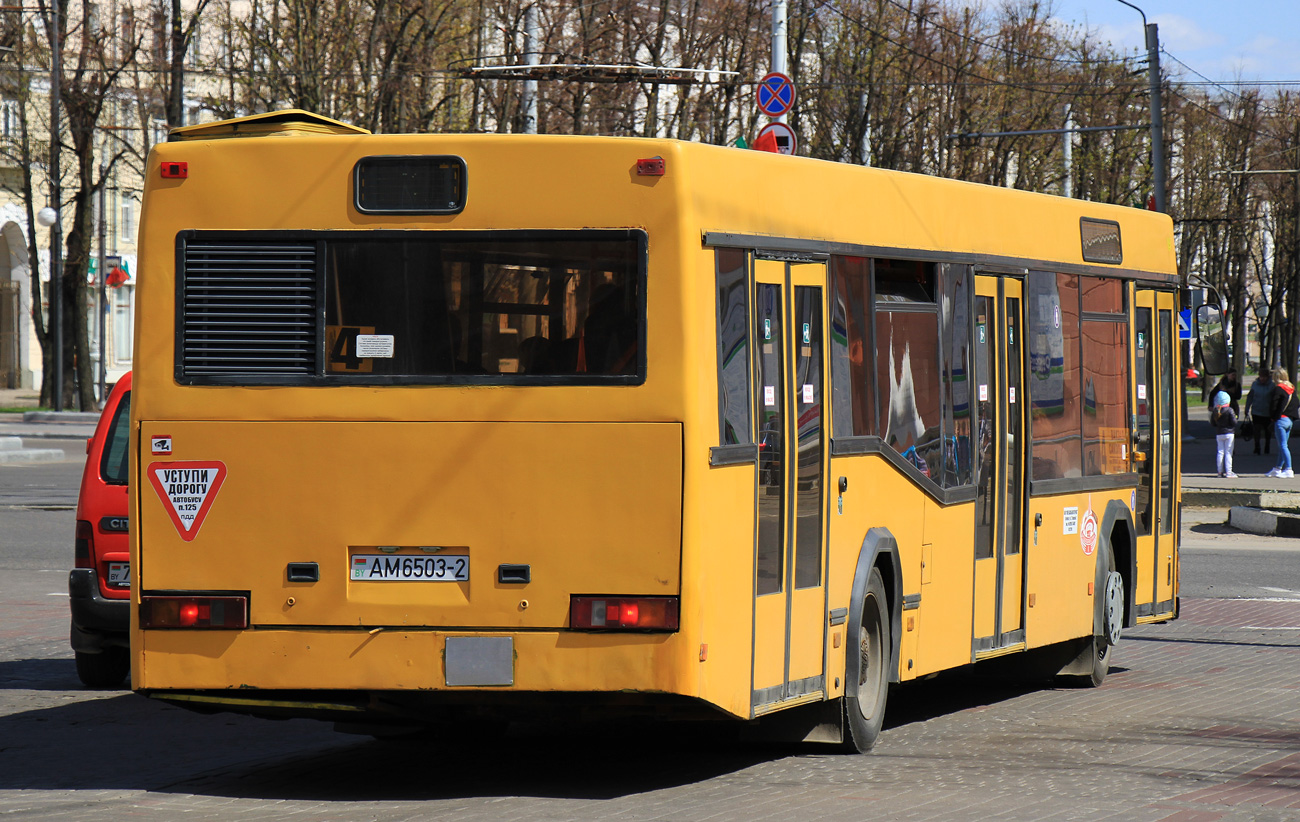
[133,627,735,717]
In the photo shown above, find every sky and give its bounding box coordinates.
[1048,0,1300,88]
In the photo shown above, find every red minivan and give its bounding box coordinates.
[68,371,131,687]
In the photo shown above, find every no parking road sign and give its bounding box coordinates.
[756,72,795,118]
[754,122,797,155]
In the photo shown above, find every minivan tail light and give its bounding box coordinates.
[139,595,248,629]
[75,520,93,568]
[570,596,679,631]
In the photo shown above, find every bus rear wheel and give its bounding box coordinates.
[842,567,890,753]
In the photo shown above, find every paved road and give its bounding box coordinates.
[3,455,1299,820]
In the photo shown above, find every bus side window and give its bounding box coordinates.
[830,256,874,438]
[715,249,752,445]
[941,265,973,487]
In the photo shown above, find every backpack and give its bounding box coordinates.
[1212,407,1233,429]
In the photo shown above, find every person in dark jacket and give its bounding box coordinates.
[1208,368,1242,418]
[1246,369,1274,454]
[1268,368,1299,478]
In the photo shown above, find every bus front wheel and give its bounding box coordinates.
[842,566,890,753]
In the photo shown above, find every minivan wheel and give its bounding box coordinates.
[75,647,129,689]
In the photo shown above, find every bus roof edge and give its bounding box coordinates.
[168,109,371,141]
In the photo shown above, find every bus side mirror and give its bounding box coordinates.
[1196,304,1229,377]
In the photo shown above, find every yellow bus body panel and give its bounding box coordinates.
[137,421,682,629]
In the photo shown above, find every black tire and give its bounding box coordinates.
[1058,550,1120,688]
[75,646,129,689]
[842,567,890,753]
[1087,550,1124,687]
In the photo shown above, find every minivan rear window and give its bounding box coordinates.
[100,391,130,485]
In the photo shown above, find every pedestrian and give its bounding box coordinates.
[1208,367,1242,418]
[1247,369,1274,454]
[1211,391,1237,478]
[1267,367,1299,478]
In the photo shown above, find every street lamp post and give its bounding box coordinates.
[36,205,60,411]
[1115,0,1165,212]
[45,0,62,410]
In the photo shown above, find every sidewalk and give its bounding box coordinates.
[0,387,97,463]
[1181,398,1300,509]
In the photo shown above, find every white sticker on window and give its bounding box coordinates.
[1138,384,1147,400]
[764,385,776,407]
[1063,506,1079,535]
[979,384,989,401]
[1009,387,1016,404]
[802,384,814,404]
[356,334,395,358]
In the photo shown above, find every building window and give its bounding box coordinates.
[111,285,133,364]
[120,201,134,244]
[187,20,200,68]
[0,98,18,140]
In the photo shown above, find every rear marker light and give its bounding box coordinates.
[139,595,248,629]
[74,520,93,568]
[161,161,188,179]
[636,157,665,176]
[570,596,679,632]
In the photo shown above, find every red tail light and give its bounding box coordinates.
[74,520,93,568]
[139,595,248,629]
[570,596,679,631]
[636,157,665,176]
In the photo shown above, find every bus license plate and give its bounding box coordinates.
[350,555,469,582]
[108,562,131,587]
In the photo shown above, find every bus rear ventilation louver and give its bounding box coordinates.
[179,241,317,378]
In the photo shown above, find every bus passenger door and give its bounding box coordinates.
[972,275,1028,656]
[751,258,829,711]
[1134,289,1178,619]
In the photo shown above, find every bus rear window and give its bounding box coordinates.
[326,236,641,380]
[176,230,645,385]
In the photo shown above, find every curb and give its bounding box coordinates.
[1183,489,1300,511]
[22,411,100,424]
[1228,506,1300,537]
[0,436,66,464]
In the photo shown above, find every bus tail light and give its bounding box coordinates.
[75,520,93,568]
[139,595,248,629]
[636,157,665,176]
[570,596,679,631]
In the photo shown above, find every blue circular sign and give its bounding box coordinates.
[756,72,795,118]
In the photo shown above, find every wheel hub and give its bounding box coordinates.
[1104,570,1123,646]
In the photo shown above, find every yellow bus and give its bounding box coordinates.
[130,110,1182,751]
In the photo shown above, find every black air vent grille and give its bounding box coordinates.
[180,241,318,378]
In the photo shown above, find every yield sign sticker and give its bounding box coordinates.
[148,461,227,541]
